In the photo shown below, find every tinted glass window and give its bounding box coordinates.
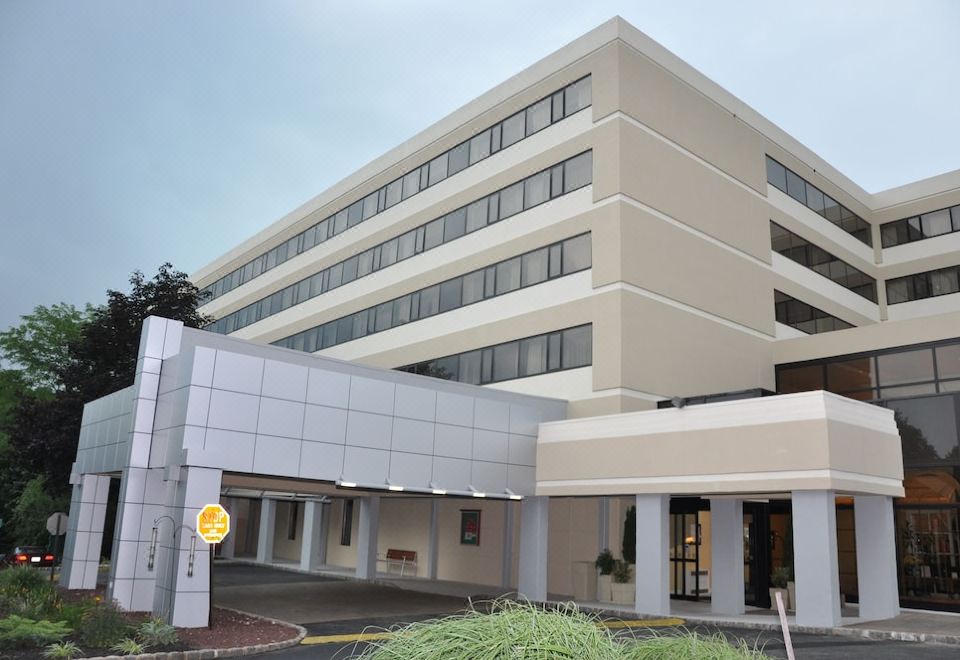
[499,182,523,219]
[562,234,592,274]
[402,170,420,199]
[778,365,824,393]
[428,154,448,187]
[362,192,378,220]
[564,77,591,115]
[922,209,952,237]
[424,219,444,250]
[385,179,402,208]
[522,249,549,286]
[886,396,959,463]
[444,208,467,241]
[827,357,875,392]
[459,351,482,385]
[526,98,551,135]
[564,152,592,192]
[935,343,960,380]
[877,349,935,386]
[380,238,399,267]
[493,342,519,381]
[496,257,521,294]
[519,336,548,376]
[524,171,550,207]
[785,169,806,204]
[419,285,440,317]
[439,279,462,312]
[448,142,470,176]
[462,271,485,305]
[469,130,491,164]
[466,198,488,233]
[501,112,525,148]
[397,231,416,261]
[765,157,787,192]
[393,295,411,326]
[562,325,592,368]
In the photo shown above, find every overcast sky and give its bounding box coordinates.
[1,1,958,333]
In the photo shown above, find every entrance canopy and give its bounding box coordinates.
[535,391,904,498]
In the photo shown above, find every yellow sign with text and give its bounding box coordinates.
[197,503,230,544]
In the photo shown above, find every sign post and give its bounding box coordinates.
[46,512,68,583]
[196,504,230,629]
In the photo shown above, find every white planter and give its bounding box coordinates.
[571,561,598,602]
[611,581,634,605]
[597,574,613,602]
[769,587,789,611]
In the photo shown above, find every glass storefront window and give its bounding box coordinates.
[777,365,824,393]
[877,348,935,387]
[827,357,876,392]
[885,395,960,463]
[936,343,960,380]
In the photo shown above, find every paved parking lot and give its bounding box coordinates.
[215,564,954,659]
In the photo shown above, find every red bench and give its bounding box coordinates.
[380,548,418,576]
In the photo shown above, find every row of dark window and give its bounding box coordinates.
[777,340,960,464]
[271,234,592,353]
[200,77,593,304]
[397,324,592,386]
[206,151,593,335]
[880,205,960,248]
[774,290,853,335]
[770,221,877,302]
[887,264,960,305]
[765,156,872,246]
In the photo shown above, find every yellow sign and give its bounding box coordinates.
[196,503,230,544]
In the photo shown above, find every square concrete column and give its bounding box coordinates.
[792,490,841,627]
[427,499,440,580]
[219,498,238,560]
[299,500,325,572]
[501,500,515,588]
[62,474,112,590]
[151,466,223,628]
[108,467,167,611]
[356,495,380,580]
[518,496,549,602]
[634,494,670,615]
[709,498,745,615]
[256,498,276,564]
[854,495,900,621]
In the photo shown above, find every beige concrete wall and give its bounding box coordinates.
[271,501,303,562]
[324,498,359,569]
[548,497,602,597]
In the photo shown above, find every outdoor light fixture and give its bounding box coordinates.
[505,489,523,501]
[386,480,405,492]
[187,534,197,577]
[468,486,487,498]
[147,526,158,570]
[429,482,447,496]
[339,481,357,488]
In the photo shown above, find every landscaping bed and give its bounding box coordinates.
[0,567,298,658]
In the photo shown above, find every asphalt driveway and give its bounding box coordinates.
[212,561,468,625]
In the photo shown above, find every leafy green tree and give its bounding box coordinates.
[0,304,91,395]
[10,477,66,545]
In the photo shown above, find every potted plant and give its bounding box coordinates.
[595,549,615,602]
[610,560,634,605]
[769,566,791,610]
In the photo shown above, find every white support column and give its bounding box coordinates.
[300,500,324,572]
[151,466,223,628]
[256,498,276,564]
[518,496,549,602]
[854,495,900,621]
[709,498,745,615]
[501,500,515,588]
[793,490,842,628]
[634,494,670,615]
[427,499,440,580]
[108,467,166,611]
[317,502,329,567]
[598,497,610,553]
[219,498,237,560]
[62,474,112,590]
[356,495,380,580]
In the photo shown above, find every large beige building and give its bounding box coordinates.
[61,17,958,627]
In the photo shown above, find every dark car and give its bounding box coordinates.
[5,546,55,567]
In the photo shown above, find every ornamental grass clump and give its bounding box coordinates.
[622,630,770,660]
[353,599,624,660]
[350,599,772,660]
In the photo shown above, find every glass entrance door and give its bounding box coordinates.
[743,502,771,608]
[670,513,705,599]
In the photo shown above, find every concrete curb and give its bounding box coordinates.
[572,604,960,647]
[84,608,307,660]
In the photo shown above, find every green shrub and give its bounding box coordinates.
[112,638,146,655]
[595,549,615,576]
[0,565,49,595]
[59,601,92,630]
[79,603,131,648]
[137,616,178,648]
[0,615,70,648]
[612,560,632,584]
[622,631,770,659]
[43,640,84,659]
[6,583,63,620]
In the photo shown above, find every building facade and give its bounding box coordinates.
[62,17,959,626]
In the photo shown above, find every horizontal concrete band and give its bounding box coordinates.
[536,468,905,497]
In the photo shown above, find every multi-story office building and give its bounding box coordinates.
[61,17,958,627]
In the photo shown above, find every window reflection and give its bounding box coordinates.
[886,396,960,463]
